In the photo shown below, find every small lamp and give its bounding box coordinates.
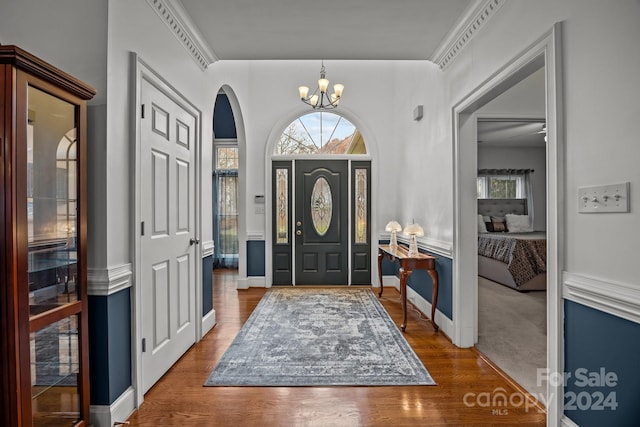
[404,223,424,257]
[385,221,402,249]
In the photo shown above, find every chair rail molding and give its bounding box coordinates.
[87,263,133,296]
[430,0,505,70]
[145,0,217,70]
[202,240,215,258]
[394,234,453,258]
[563,271,640,325]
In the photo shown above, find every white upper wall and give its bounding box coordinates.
[105,0,217,266]
[207,59,440,238]
[441,0,640,284]
[0,0,108,104]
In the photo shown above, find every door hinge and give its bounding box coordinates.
[142,338,146,353]
[141,221,145,236]
[141,104,145,119]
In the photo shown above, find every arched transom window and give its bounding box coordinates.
[275,112,366,155]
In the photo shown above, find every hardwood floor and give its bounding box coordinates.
[125,269,546,426]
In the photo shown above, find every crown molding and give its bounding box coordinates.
[430,0,505,70]
[145,0,217,70]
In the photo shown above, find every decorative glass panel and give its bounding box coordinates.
[355,169,367,244]
[275,112,366,155]
[311,177,332,236]
[31,315,80,426]
[276,168,288,244]
[27,86,79,316]
[216,146,238,169]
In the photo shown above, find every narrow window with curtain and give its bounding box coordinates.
[213,146,239,268]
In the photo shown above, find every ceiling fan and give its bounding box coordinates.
[477,120,546,144]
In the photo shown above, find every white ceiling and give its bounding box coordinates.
[477,68,547,148]
[178,0,474,60]
[477,120,546,148]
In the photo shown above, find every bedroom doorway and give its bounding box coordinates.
[476,115,548,398]
[475,67,548,397]
[452,24,564,420]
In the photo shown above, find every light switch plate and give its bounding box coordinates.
[578,182,630,213]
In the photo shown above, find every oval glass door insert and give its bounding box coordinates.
[311,177,332,236]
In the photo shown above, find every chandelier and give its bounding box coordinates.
[298,61,344,110]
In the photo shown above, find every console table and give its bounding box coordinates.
[378,244,439,332]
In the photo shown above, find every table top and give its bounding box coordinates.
[379,244,436,260]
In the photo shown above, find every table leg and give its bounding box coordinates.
[427,269,439,332]
[377,250,384,297]
[399,268,408,332]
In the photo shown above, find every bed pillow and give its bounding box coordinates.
[489,216,507,232]
[505,214,533,233]
[478,214,488,233]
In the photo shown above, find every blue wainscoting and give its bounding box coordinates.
[379,242,453,320]
[247,240,265,277]
[564,300,640,426]
[88,288,132,405]
[202,255,213,315]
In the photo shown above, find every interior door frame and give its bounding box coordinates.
[264,107,377,288]
[452,23,564,420]
[131,54,203,406]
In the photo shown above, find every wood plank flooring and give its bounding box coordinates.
[125,269,546,426]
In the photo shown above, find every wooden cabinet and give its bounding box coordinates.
[1,46,95,426]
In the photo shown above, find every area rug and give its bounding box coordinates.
[204,287,435,386]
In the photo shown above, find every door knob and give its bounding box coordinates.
[190,238,200,245]
[296,221,302,226]
[296,230,302,236]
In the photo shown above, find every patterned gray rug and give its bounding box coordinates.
[205,287,435,386]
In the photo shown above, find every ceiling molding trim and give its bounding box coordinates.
[430,0,505,70]
[145,0,217,70]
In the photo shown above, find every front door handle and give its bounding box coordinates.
[296,230,302,236]
[190,238,200,246]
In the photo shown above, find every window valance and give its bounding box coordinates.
[478,168,534,176]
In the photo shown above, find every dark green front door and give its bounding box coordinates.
[295,160,348,284]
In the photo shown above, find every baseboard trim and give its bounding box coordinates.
[202,308,216,336]
[236,277,249,290]
[561,415,579,427]
[381,275,454,338]
[90,386,136,427]
[248,276,266,287]
[563,271,640,325]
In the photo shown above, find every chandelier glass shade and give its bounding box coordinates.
[298,62,344,110]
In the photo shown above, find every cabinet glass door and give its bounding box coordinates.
[27,85,81,426]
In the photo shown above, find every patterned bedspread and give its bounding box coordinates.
[478,232,547,288]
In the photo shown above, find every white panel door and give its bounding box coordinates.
[140,78,197,393]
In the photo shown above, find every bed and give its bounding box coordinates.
[477,199,547,291]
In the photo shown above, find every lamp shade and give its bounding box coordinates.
[318,78,329,93]
[404,223,424,237]
[333,83,344,97]
[385,221,402,232]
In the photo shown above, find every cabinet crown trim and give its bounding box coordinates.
[0,45,96,99]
